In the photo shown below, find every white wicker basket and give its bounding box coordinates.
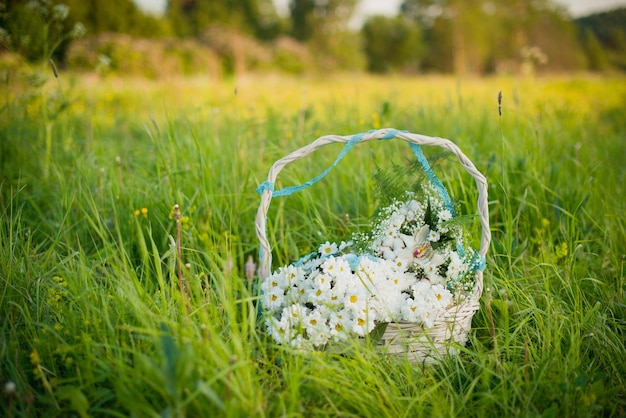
[256,128,490,362]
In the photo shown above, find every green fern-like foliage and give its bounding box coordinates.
[371,162,416,208]
[371,151,453,208]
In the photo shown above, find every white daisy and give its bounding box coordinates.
[438,209,453,222]
[430,284,453,309]
[401,297,425,323]
[318,241,339,256]
[446,252,464,280]
[328,309,353,341]
[262,286,286,312]
[352,307,377,336]
[304,308,330,346]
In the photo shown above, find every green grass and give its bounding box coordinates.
[1,72,625,416]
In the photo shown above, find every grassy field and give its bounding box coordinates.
[1,71,625,417]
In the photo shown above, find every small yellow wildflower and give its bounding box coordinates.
[141,207,148,218]
[372,112,381,129]
[555,242,568,260]
[30,350,41,365]
[134,209,140,216]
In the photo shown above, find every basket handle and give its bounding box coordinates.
[255,128,490,279]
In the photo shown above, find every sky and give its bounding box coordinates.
[134,0,626,21]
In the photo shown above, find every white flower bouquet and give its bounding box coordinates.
[255,129,490,362]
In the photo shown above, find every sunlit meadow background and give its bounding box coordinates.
[1,69,625,416]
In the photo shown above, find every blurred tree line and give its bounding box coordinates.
[1,0,624,76]
[576,8,626,71]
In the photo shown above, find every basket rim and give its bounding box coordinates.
[255,128,490,287]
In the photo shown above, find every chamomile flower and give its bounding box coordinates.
[328,309,352,341]
[389,214,405,230]
[430,284,453,309]
[283,265,304,284]
[339,240,352,251]
[401,297,425,323]
[390,256,409,271]
[438,209,453,222]
[319,241,338,256]
[262,286,286,311]
[420,310,436,328]
[344,288,368,314]
[424,263,446,285]
[266,316,295,344]
[305,285,328,305]
[320,257,341,276]
[285,303,307,322]
[261,271,287,294]
[446,252,464,280]
[331,259,352,283]
[304,308,329,346]
[352,307,377,336]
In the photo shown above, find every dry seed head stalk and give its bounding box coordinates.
[245,256,256,282]
[49,59,59,78]
[49,58,67,103]
[173,204,182,221]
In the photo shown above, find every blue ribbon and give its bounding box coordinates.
[477,257,487,271]
[293,252,316,268]
[344,253,378,271]
[408,142,456,216]
[255,181,274,194]
[381,129,403,140]
[256,130,375,197]
[256,129,410,197]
